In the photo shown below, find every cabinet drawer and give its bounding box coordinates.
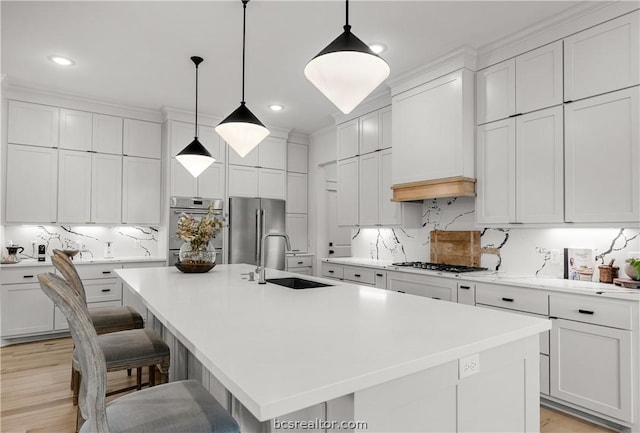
[550,294,632,330]
[321,263,344,280]
[0,266,54,285]
[84,280,122,303]
[479,304,549,355]
[374,270,387,290]
[457,282,475,305]
[287,256,313,268]
[76,263,121,280]
[288,267,313,276]
[343,266,375,285]
[476,283,548,315]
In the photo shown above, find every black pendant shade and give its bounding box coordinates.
[176,56,215,177]
[218,101,266,127]
[310,24,376,59]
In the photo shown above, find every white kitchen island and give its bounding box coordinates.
[116,264,551,433]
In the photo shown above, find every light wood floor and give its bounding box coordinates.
[0,337,617,433]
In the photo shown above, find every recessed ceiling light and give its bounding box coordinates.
[269,104,284,112]
[368,43,386,54]
[48,55,75,66]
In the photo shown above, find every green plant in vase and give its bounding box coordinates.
[176,204,225,265]
[627,258,640,281]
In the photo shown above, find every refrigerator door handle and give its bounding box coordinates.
[255,209,261,262]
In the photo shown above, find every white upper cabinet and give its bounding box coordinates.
[287,172,308,214]
[170,121,225,162]
[516,41,563,114]
[476,119,516,224]
[379,148,405,226]
[258,168,286,200]
[565,87,639,223]
[393,69,475,185]
[91,153,122,224]
[5,144,58,223]
[92,114,123,155]
[228,165,258,197]
[170,158,197,197]
[516,106,564,223]
[123,119,162,159]
[59,109,93,151]
[359,111,380,155]
[57,150,92,223]
[122,156,161,224]
[337,118,359,160]
[564,11,639,101]
[358,152,379,226]
[380,105,392,150]
[197,163,226,199]
[476,59,516,125]
[287,142,308,173]
[258,137,286,170]
[8,101,59,148]
[228,143,259,166]
[337,157,359,226]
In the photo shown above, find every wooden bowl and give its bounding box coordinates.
[175,261,216,273]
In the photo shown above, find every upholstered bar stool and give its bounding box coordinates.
[38,273,239,433]
[51,253,170,406]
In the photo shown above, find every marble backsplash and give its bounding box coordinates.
[351,197,640,279]
[1,225,161,260]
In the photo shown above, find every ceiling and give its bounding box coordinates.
[2,1,586,134]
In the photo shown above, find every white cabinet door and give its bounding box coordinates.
[337,118,359,160]
[92,114,123,155]
[59,109,92,151]
[228,165,258,197]
[58,150,92,223]
[228,142,259,166]
[7,101,59,148]
[170,120,196,157]
[287,142,308,173]
[171,121,224,162]
[359,110,380,155]
[380,105,392,150]
[6,144,58,223]
[378,148,402,226]
[123,119,161,159]
[516,41,563,114]
[122,157,161,224]
[258,168,286,200]
[1,283,54,337]
[358,152,379,226]
[91,153,122,224]
[286,214,308,253]
[387,272,458,302]
[198,163,225,199]
[476,119,516,224]
[286,172,307,214]
[564,11,639,101]
[516,106,564,223]
[550,318,632,422]
[200,125,225,164]
[170,157,197,197]
[476,58,516,124]
[565,88,639,223]
[337,157,359,226]
[258,137,286,170]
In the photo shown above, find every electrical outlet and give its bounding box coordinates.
[459,353,480,379]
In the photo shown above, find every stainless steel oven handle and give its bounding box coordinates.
[255,209,260,262]
[173,210,222,215]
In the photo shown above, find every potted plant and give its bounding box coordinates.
[175,204,225,272]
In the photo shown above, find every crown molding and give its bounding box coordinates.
[161,106,221,126]
[388,46,477,97]
[331,88,391,125]
[476,2,640,69]
[2,79,163,123]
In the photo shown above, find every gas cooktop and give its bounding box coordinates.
[391,262,488,273]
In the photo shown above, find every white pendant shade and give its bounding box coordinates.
[305,50,390,114]
[176,153,215,177]
[215,121,269,158]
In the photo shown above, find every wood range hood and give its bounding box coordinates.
[391,176,476,202]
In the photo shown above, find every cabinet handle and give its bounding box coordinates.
[297,261,304,265]
[578,309,594,315]
[376,273,384,277]
[459,285,471,290]
[328,270,334,273]
[501,297,514,302]
[23,275,34,279]
[354,274,361,277]
[101,289,112,293]
[397,290,406,293]
[329,250,335,254]
[102,271,111,274]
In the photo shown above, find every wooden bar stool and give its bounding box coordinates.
[38,273,239,433]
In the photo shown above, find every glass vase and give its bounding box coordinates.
[178,242,216,265]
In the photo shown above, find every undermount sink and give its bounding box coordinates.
[265,277,333,290]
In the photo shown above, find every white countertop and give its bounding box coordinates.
[116,264,549,421]
[0,256,166,268]
[324,258,640,301]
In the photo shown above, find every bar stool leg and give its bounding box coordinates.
[136,367,143,390]
[149,364,156,386]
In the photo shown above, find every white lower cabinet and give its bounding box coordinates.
[457,282,475,305]
[321,262,344,281]
[550,318,632,423]
[540,354,550,396]
[285,255,313,275]
[122,156,161,224]
[387,271,457,302]
[1,283,55,337]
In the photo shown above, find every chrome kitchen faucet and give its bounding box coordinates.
[257,233,291,284]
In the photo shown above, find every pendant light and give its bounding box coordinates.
[304,0,390,114]
[176,56,215,177]
[215,0,269,158]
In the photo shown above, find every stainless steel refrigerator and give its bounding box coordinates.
[228,197,287,270]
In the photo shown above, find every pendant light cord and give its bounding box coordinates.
[344,0,351,32]
[241,0,248,104]
[194,61,199,138]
